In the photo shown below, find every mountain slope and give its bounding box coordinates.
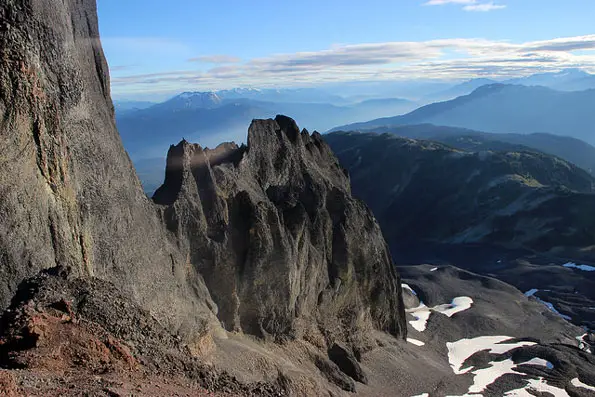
[325,131,595,329]
[331,84,595,145]
[325,131,595,251]
[131,123,595,193]
[364,124,595,175]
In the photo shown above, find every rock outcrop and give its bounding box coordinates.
[0,269,285,396]
[0,0,216,339]
[328,342,368,384]
[153,115,407,347]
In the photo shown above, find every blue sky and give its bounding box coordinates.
[97,0,595,99]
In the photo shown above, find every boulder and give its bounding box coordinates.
[328,342,368,384]
[314,356,356,392]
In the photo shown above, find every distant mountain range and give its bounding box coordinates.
[116,100,262,158]
[153,91,223,110]
[116,92,418,159]
[117,68,595,187]
[215,87,349,105]
[113,100,156,114]
[331,84,595,145]
[422,69,595,102]
[505,68,595,91]
[356,124,595,175]
[422,78,498,102]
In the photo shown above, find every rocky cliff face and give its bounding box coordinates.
[0,0,405,357]
[153,115,406,346]
[0,0,216,339]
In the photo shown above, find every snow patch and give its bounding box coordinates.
[408,302,432,332]
[451,356,557,395]
[407,338,425,346]
[410,394,429,397]
[433,297,474,318]
[447,336,536,375]
[503,377,571,396]
[425,341,559,397]
[571,377,595,392]
[469,358,518,393]
[444,336,574,397]
[430,267,438,272]
[576,333,592,353]
[520,357,553,369]
[563,262,595,272]
[406,291,474,332]
[524,289,538,297]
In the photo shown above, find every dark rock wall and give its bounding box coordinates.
[0,0,216,339]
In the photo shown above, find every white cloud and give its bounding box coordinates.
[463,2,506,11]
[109,35,595,95]
[424,0,506,12]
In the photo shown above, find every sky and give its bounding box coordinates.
[96,0,595,99]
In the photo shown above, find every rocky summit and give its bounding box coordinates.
[152,115,406,345]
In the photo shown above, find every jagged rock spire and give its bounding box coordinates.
[154,115,407,345]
